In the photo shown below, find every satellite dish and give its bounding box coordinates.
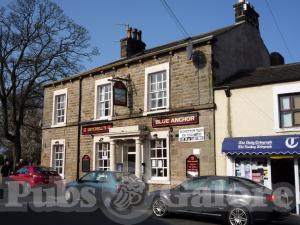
[186,42,193,60]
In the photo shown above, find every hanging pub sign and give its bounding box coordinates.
[186,154,199,178]
[152,112,199,128]
[113,81,127,106]
[82,123,113,135]
[82,155,91,172]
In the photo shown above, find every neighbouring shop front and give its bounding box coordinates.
[222,135,300,214]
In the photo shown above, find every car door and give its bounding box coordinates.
[202,177,230,216]
[187,177,209,214]
[169,178,207,213]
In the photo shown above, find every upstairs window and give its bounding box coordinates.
[149,71,167,111]
[144,63,169,115]
[94,78,112,120]
[52,89,67,126]
[279,94,300,128]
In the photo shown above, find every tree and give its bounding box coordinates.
[0,0,98,165]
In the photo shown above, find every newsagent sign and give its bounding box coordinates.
[152,112,199,128]
[186,155,199,178]
[82,123,113,135]
[179,127,205,142]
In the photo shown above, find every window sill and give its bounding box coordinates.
[275,127,300,133]
[147,179,171,185]
[93,116,112,121]
[51,123,66,128]
[143,109,169,116]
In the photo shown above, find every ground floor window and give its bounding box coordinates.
[235,157,268,185]
[96,142,110,171]
[51,140,65,176]
[150,139,168,178]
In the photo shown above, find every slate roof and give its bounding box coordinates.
[215,62,300,89]
[44,23,242,87]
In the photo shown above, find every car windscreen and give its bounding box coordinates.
[34,167,59,175]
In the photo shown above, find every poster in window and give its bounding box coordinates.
[113,81,127,106]
[82,155,91,172]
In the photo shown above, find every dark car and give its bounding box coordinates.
[9,166,62,189]
[64,171,146,210]
[151,176,291,225]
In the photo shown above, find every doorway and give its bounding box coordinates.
[271,157,296,212]
[271,157,295,186]
[127,145,136,174]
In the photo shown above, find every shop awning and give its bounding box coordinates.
[222,135,300,155]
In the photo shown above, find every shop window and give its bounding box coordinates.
[144,63,170,115]
[279,94,300,128]
[150,139,168,178]
[96,142,110,171]
[51,139,65,177]
[94,78,112,120]
[52,89,67,126]
[235,158,268,185]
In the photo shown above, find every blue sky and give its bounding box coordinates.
[1,0,300,72]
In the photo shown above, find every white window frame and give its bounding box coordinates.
[148,131,170,184]
[50,139,65,179]
[144,63,170,115]
[93,136,111,171]
[273,83,300,132]
[94,78,113,121]
[51,88,67,127]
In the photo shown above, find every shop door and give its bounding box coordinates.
[271,157,296,212]
[127,146,136,174]
[271,157,295,186]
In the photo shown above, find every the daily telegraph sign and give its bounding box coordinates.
[152,112,199,128]
[222,135,300,155]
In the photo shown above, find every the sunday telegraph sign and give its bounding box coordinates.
[82,123,113,135]
[152,112,199,128]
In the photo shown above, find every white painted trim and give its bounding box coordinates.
[267,158,272,189]
[149,130,170,182]
[294,158,300,214]
[273,83,300,132]
[144,62,170,115]
[226,156,234,176]
[93,135,111,171]
[51,88,67,127]
[50,139,65,179]
[94,77,113,121]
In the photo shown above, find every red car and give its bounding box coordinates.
[9,166,62,188]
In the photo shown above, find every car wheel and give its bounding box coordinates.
[152,198,168,217]
[64,187,79,203]
[227,207,250,225]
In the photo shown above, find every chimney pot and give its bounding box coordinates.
[137,30,142,41]
[127,27,132,38]
[132,28,138,40]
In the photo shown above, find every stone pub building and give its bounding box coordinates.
[42,1,270,189]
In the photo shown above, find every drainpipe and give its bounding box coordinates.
[224,87,232,137]
[76,77,83,180]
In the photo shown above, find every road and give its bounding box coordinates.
[0,204,299,225]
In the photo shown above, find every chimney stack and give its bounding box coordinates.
[120,27,146,58]
[234,0,260,29]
